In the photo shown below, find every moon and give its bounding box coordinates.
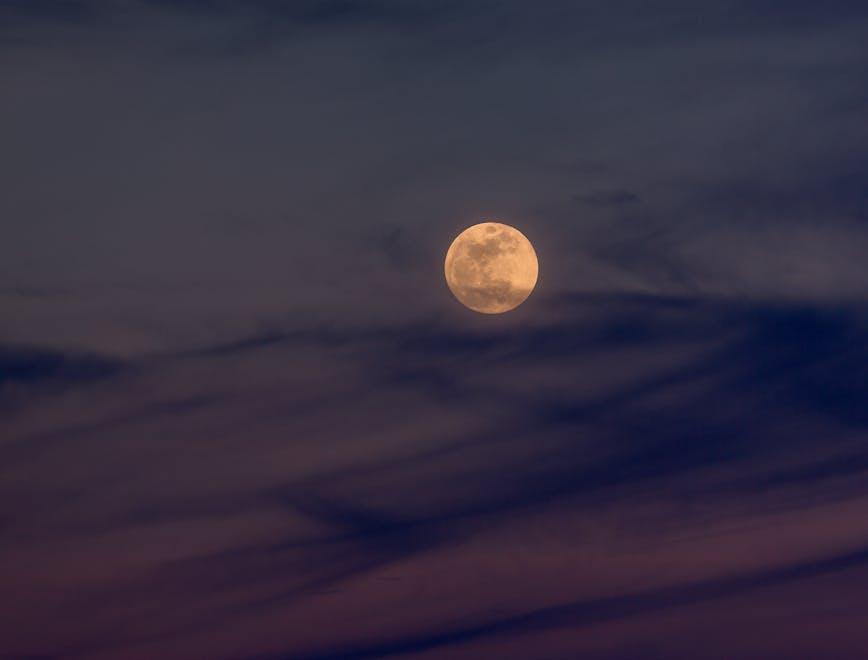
[444,222,539,314]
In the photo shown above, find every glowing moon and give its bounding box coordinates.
[444,222,539,314]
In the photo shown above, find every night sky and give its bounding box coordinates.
[3,2,868,658]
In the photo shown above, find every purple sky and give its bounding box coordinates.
[2,2,868,658]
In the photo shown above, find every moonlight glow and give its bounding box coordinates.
[444,222,539,314]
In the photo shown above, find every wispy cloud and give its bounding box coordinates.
[3,295,868,656]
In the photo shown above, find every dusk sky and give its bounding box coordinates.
[2,2,868,658]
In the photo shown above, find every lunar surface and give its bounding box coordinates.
[444,222,538,314]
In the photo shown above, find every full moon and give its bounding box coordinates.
[444,222,539,314]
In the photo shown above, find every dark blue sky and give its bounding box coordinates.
[2,2,868,658]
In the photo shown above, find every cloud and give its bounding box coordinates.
[0,0,457,35]
[282,544,868,659]
[3,294,868,656]
[0,344,124,389]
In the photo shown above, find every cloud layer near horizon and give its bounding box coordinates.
[4,294,868,657]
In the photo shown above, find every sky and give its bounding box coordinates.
[2,1,868,658]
